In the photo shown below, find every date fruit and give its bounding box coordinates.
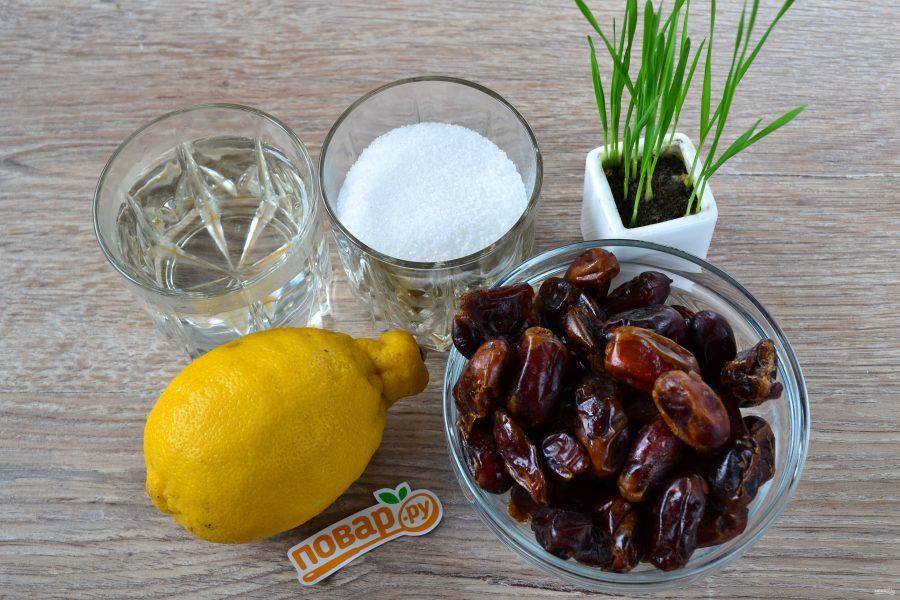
[610,510,642,573]
[507,327,568,429]
[562,305,606,373]
[494,409,548,504]
[574,377,630,479]
[622,391,660,425]
[652,370,731,452]
[686,310,737,385]
[574,526,614,568]
[604,271,672,315]
[646,473,708,571]
[564,248,620,301]
[590,491,633,536]
[720,339,783,406]
[745,415,776,483]
[531,507,595,560]
[604,305,688,345]
[617,416,685,502]
[696,506,749,548]
[722,393,748,444]
[451,314,484,359]
[605,326,700,393]
[452,283,536,357]
[509,484,539,522]
[670,304,696,322]
[542,432,590,481]
[460,418,513,494]
[454,339,514,433]
[535,277,603,335]
[707,435,761,511]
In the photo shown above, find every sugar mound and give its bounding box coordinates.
[334,122,528,262]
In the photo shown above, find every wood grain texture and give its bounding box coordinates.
[1,0,899,598]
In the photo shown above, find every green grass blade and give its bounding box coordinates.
[706,105,805,178]
[747,104,805,144]
[671,37,704,145]
[730,4,747,84]
[706,119,760,175]
[662,36,690,142]
[588,36,610,148]
[634,90,663,133]
[575,0,637,95]
[661,0,688,29]
[702,2,746,174]
[744,0,760,52]
[737,0,795,81]
[700,0,715,140]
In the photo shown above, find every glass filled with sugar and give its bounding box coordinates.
[320,77,542,350]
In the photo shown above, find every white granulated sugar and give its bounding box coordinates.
[335,122,528,262]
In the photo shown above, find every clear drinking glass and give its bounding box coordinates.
[443,240,810,593]
[94,104,332,358]
[320,77,542,351]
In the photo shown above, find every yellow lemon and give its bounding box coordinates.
[144,328,428,543]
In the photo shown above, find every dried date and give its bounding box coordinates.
[720,339,783,406]
[564,247,620,301]
[459,417,513,494]
[507,327,568,429]
[604,271,672,315]
[605,326,700,393]
[541,432,590,481]
[610,510,642,573]
[722,393,748,444]
[562,305,606,373]
[574,377,630,479]
[451,314,484,359]
[696,506,749,548]
[622,391,660,425]
[745,415,776,483]
[652,370,731,452]
[452,283,536,357]
[590,491,633,536]
[604,304,688,345]
[454,339,514,433]
[707,435,761,511]
[685,310,737,385]
[617,416,685,502]
[535,277,603,335]
[531,508,595,559]
[646,473,708,571]
[670,304,696,322]
[493,409,548,504]
[509,484,539,522]
[574,526,614,568]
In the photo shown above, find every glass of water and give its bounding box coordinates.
[94,104,332,357]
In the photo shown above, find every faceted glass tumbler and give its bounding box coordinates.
[320,77,542,351]
[94,104,332,358]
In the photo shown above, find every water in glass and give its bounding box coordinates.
[114,135,331,356]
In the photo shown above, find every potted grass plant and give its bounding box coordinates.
[577,0,805,258]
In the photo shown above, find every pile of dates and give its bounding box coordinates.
[452,248,782,572]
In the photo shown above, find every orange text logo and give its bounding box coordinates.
[287,483,443,586]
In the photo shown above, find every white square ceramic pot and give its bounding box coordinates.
[581,132,718,259]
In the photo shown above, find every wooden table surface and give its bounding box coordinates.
[2,1,898,598]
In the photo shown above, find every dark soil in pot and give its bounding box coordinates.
[607,154,696,228]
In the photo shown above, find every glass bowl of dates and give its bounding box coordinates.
[442,240,809,592]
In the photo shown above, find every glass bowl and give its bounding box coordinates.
[442,240,810,593]
[320,76,542,351]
